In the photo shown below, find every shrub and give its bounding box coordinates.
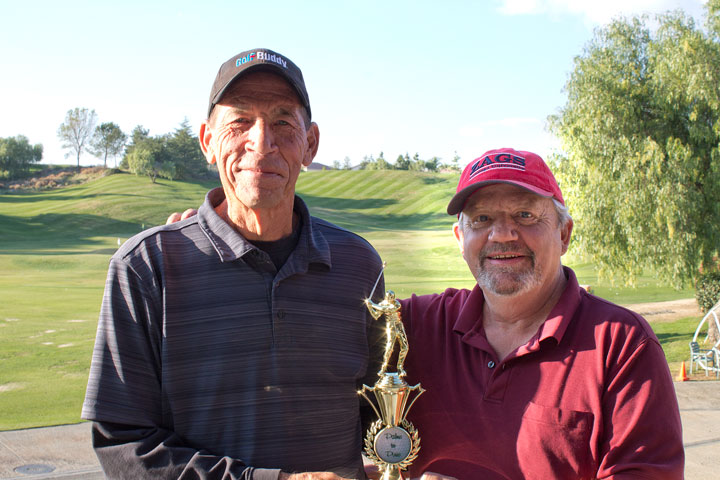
[695,271,720,312]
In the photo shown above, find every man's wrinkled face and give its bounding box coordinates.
[201,71,318,211]
[454,183,571,296]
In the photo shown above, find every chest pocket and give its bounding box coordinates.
[516,402,595,479]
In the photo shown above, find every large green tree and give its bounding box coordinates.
[0,136,43,179]
[57,108,97,170]
[90,122,127,168]
[549,2,720,287]
[166,119,207,179]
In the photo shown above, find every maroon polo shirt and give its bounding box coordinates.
[400,267,683,479]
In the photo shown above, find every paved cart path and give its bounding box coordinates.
[0,381,717,479]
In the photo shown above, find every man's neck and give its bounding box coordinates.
[215,198,297,241]
[482,267,567,360]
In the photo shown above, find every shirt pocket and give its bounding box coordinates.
[516,402,595,479]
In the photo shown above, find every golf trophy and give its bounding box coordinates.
[358,265,425,480]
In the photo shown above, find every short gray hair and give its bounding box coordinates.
[553,199,572,229]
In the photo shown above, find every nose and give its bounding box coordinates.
[245,119,277,155]
[487,215,518,242]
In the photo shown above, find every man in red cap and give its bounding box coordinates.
[399,148,684,479]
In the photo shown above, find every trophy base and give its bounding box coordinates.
[379,466,404,480]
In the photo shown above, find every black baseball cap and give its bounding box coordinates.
[207,48,311,119]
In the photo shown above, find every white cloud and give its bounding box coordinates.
[496,0,706,25]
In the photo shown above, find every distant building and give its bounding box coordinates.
[303,162,334,171]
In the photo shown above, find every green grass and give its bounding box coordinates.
[0,173,215,430]
[649,316,699,377]
[0,170,704,430]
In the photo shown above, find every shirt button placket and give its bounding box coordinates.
[484,359,510,401]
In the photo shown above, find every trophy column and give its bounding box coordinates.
[359,288,424,480]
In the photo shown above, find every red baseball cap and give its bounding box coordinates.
[447,148,564,215]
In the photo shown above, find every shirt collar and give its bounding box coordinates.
[535,266,582,345]
[197,187,331,269]
[452,266,583,348]
[452,283,486,338]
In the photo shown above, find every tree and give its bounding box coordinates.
[375,151,391,170]
[127,143,158,183]
[57,108,97,170]
[127,138,176,183]
[449,151,461,172]
[359,154,374,170]
[709,0,720,41]
[549,3,720,287]
[394,154,408,170]
[395,153,411,170]
[129,125,150,147]
[424,156,441,172]
[0,135,43,179]
[90,122,127,168]
[409,153,424,171]
[121,122,206,180]
[119,125,149,170]
[359,152,394,170]
[166,119,206,179]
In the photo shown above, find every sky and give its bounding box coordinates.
[0,0,708,169]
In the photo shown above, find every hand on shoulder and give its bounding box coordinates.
[166,209,198,224]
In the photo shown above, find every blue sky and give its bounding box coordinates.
[0,0,707,168]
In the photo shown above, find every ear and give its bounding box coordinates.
[559,218,573,255]
[453,221,465,255]
[302,122,320,167]
[199,121,216,165]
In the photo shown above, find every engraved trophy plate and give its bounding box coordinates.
[358,263,424,480]
[374,426,412,463]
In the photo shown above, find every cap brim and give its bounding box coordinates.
[446,180,555,215]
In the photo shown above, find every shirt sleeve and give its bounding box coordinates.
[92,421,281,480]
[82,255,164,426]
[597,338,684,479]
[82,257,280,480]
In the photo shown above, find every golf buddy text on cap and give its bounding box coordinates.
[207,48,311,119]
[447,147,565,215]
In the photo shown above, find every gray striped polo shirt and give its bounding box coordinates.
[82,188,384,479]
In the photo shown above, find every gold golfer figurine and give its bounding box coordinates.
[359,264,424,480]
[366,290,408,377]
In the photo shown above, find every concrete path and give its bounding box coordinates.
[0,422,101,479]
[1,381,718,479]
[675,381,720,478]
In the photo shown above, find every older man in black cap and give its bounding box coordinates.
[82,49,384,480]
